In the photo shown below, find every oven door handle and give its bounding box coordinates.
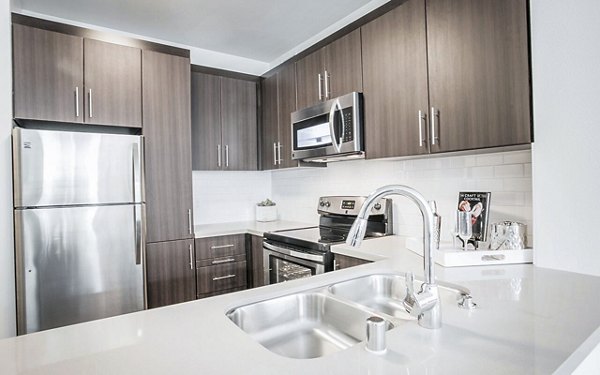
[263,242,325,263]
[328,98,343,153]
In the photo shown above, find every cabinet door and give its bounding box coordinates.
[143,51,194,243]
[260,74,279,170]
[220,77,258,171]
[324,29,363,98]
[191,72,222,170]
[361,0,430,159]
[146,239,196,308]
[334,254,372,270]
[427,0,531,153]
[83,39,142,127]
[250,235,264,288]
[277,63,298,169]
[13,24,84,123]
[295,48,324,109]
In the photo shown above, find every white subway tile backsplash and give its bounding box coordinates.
[494,164,524,178]
[476,154,505,166]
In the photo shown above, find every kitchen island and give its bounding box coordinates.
[1,236,599,374]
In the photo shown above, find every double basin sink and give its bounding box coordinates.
[226,274,463,359]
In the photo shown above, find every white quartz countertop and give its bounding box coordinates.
[193,220,314,238]
[1,236,599,374]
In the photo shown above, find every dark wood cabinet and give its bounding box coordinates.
[334,254,372,270]
[426,0,531,153]
[83,39,142,128]
[146,239,196,308]
[260,62,298,170]
[295,29,362,110]
[195,234,248,298]
[143,50,194,244]
[221,77,258,170]
[191,71,258,171]
[362,0,430,159]
[250,235,264,288]
[13,24,142,127]
[191,72,221,171]
[13,24,84,123]
[361,0,531,159]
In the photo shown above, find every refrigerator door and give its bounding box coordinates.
[15,204,145,334]
[13,127,144,208]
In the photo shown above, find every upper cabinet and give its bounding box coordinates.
[295,29,363,110]
[426,0,531,153]
[191,71,258,171]
[361,0,531,159]
[13,24,142,128]
[13,24,84,123]
[82,39,142,127]
[260,63,298,170]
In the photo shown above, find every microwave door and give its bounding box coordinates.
[328,99,343,152]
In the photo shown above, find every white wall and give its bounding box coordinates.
[271,150,533,245]
[531,0,600,276]
[0,0,15,339]
[192,171,271,225]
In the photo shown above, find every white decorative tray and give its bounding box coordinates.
[405,237,533,267]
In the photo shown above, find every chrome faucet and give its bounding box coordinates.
[347,185,442,329]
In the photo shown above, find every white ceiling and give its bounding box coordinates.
[15,0,379,64]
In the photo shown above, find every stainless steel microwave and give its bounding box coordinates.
[291,92,364,163]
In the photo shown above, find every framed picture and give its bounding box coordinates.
[457,192,491,242]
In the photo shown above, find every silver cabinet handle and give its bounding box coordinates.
[225,145,229,167]
[418,110,426,147]
[75,87,80,117]
[212,258,235,265]
[189,244,194,270]
[324,70,330,99]
[277,142,282,165]
[213,274,236,281]
[431,107,438,146]
[88,89,93,118]
[210,244,235,250]
[188,209,193,235]
[217,144,222,167]
[318,73,323,101]
[273,142,277,166]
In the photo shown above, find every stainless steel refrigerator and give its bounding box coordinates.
[13,127,146,335]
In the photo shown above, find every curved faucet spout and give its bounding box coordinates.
[346,184,441,329]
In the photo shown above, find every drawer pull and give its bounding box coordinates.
[210,244,235,250]
[212,258,236,265]
[213,274,236,281]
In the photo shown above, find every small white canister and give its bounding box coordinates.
[255,204,277,222]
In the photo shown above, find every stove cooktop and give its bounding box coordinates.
[264,226,380,253]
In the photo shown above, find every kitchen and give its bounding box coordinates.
[0,1,600,373]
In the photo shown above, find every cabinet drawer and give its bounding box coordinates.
[197,286,246,300]
[195,234,246,260]
[196,254,246,268]
[196,261,247,294]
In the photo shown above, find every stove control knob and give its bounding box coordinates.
[319,201,325,207]
[374,203,382,210]
[325,201,331,208]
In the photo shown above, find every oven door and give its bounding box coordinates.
[263,242,325,285]
[291,92,363,162]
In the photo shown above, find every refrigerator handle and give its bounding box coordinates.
[133,204,145,265]
[132,140,144,203]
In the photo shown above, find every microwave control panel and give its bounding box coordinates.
[342,110,353,142]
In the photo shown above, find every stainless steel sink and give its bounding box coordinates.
[226,291,394,359]
[328,274,415,320]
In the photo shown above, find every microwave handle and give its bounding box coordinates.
[328,99,343,152]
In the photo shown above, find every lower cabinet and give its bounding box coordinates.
[195,234,248,299]
[333,254,372,270]
[146,239,196,308]
[250,235,265,288]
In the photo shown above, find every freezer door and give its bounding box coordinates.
[14,204,145,334]
[13,127,144,207]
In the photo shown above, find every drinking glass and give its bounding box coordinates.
[456,211,472,251]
